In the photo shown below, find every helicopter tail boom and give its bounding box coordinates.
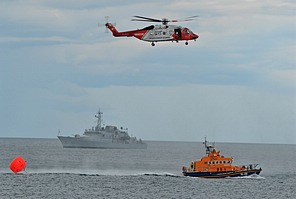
[105,23,120,36]
[105,23,138,37]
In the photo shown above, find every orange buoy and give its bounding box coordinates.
[10,156,26,173]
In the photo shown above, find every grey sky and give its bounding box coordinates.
[0,0,295,144]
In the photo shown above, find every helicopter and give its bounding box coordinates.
[104,16,199,46]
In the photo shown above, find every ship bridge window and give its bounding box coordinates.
[204,162,208,164]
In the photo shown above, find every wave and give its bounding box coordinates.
[229,174,265,180]
[1,169,182,177]
[2,170,265,180]
[142,172,182,178]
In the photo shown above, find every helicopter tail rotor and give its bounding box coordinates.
[98,16,116,33]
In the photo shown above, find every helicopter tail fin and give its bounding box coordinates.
[105,23,120,36]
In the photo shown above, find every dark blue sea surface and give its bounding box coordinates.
[0,138,295,198]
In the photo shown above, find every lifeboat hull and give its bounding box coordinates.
[183,168,262,178]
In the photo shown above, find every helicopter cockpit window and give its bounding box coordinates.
[184,28,190,34]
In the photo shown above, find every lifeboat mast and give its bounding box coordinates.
[203,137,215,155]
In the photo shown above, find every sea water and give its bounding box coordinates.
[0,138,295,198]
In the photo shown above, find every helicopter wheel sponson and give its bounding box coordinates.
[151,42,155,46]
[185,41,188,45]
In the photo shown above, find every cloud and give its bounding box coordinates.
[268,69,296,90]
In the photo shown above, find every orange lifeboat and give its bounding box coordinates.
[182,138,262,178]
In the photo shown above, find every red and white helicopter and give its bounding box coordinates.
[104,16,199,46]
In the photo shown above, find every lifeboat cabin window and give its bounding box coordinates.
[220,161,223,164]
[204,162,208,164]
[223,161,226,164]
[216,161,219,164]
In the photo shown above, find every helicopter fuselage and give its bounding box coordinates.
[105,23,198,46]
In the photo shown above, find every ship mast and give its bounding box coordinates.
[95,109,103,130]
[203,137,214,155]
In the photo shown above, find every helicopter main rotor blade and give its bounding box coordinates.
[183,15,199,19]
[131,19,158,22]
[170,16,199,22]
[132,15,198,25]
[132,16,162,22]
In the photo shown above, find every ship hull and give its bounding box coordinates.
[183,169,262,178]
[57,136,147,149]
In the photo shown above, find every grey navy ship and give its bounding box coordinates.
[57,110,147,149]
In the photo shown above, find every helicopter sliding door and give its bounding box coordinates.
[174,28,182,39]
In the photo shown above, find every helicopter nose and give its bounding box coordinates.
[193,33,199,39]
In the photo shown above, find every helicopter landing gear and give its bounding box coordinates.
[185,41,188,45]
[151,42,155,46]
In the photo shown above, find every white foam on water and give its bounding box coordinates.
[230,174,265,180]
[2,168,182,177]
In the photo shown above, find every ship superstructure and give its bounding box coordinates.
[57,110,147,149]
